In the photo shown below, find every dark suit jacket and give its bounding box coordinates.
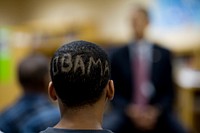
[109,43,175,115]
[103,42,187,133]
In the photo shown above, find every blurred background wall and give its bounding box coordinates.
[0,0,149,111]
[0,0,200,132]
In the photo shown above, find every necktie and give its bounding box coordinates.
[132,50,149,106]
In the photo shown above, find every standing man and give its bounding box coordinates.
[103,6,188,133]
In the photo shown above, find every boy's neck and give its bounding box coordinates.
[55,107,103,129]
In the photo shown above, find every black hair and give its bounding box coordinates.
[18,54,49,91]
[133,5,150,21]
[50,40,111,108]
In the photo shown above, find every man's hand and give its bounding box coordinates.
[126,104,160,131]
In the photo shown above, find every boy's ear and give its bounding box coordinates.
[106,80,115,100]
[48,81,57,101]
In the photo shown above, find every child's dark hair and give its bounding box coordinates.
[18,54,49,91]
[50,40,111,108]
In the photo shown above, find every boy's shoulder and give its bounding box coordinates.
[40,127,114,133]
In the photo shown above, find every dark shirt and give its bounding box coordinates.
[40,127,114,133]
[0,93,60,133]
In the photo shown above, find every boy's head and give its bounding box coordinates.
[18,54,50,92]
[49,40,113,108]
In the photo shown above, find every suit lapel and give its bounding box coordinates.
[152,45,162,63]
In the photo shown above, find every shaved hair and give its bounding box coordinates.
[50,40,111,108]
